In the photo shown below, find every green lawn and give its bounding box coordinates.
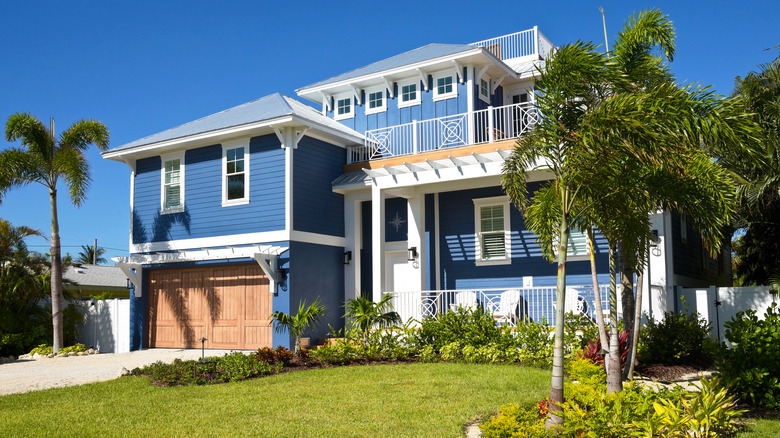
[0,363,549,437]
[0,362,777,437]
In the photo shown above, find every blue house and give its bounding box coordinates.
[104,28,730,351]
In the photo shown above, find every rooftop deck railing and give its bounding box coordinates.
[470,26,554,61]
[349,102,538,163]
[389,285,613,327]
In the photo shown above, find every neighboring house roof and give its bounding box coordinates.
[63,265,129,290]
[105,93,362,155]
[297,43,480,92]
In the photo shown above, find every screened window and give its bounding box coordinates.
[225,147,245,201]
[163,158,182,210]
[473,197,511,264]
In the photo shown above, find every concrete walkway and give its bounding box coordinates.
[0,348,239,396]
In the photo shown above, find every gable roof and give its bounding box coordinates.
[297,43,480,93]
[105,93,362,154]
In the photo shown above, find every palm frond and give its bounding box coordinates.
[59,119,110,152]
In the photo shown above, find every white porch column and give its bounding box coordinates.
[406,189,426,290]
[371,184,386,302]
[642,210,673,321]
[344,193,363,304]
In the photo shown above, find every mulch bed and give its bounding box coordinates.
[634,363,702,382]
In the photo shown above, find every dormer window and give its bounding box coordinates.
[433,71,457,101]
[335,93,354,120]
[398,79,420,108]
[479,78,490,103]
[366,87,386,115]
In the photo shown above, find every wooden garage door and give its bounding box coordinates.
[147,264,272,350]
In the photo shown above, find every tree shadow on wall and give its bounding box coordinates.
[131,208,192,245]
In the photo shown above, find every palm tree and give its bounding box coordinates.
[344,293,400,347]
[271,298,325,353]
[76,244,107,265]
[0,113,109,353]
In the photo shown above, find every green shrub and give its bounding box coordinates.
[27,343,88,356]
[413,307,503,353]
[718,303,780,408]
[639,307,716,367]
[29,344,53,355]
[479,403,546,438]
[132,359,204,386]
[566,356,606,387]
[215,351,271,382]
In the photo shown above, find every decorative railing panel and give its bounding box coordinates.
[349,102,538,163]
[389,285,611,327]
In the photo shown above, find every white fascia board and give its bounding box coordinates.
[290,230,346,247]
[103,115,297,161]
[296,48,486,100]
[131,230,289,254]
[289,115,364,145]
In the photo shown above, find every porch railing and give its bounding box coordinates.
[389,285,612,327]
[470,27,554,61]
[349,102,537,163]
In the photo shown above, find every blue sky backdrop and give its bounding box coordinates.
[1,0,778,262]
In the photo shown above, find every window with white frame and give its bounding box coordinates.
[398,79,420,108]
[473,197,511,264]
[366,87,386,114]
[335,94,353,120]
[161,155,184,212]
[479,78,490,102]
[433,71,457,101]
[222,142,249,206]
[553,228,591,261]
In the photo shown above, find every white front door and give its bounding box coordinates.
[385,250,422,323]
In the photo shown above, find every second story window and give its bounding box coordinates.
[335,93,354,120]
[161,155,184,212]
[398,79,420,108]
[222,142,249,206]
[433,71,457,101]
[366,88,386,114]
[479,78,490,102]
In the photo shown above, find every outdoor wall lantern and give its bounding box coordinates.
[276,267,289,292]
[343,251,352,265]
[650,229,662,256]
[407,247,418,262]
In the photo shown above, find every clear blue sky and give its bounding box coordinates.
[1,0,777,262]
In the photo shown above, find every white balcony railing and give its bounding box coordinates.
[349,102,537,163]
[389,285,612,327]
[471,26,554,61]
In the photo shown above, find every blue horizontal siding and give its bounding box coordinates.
[132,134,285,245]
[292,136,345,237]
[437,185,610,291]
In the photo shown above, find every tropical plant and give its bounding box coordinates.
[271,298,325,353]
[76,244,106,265]
[344,293,400,347]
[0,113,109,353]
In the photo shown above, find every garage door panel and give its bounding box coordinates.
[148,264,272,350]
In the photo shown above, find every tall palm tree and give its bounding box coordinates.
[0,114,109,353]
[76,244,107,265]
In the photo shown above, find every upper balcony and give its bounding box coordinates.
[471,27,554,67]
[347,101,537,164]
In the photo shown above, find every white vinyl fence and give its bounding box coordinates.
[74,299,130,353]
[676,286,778,347]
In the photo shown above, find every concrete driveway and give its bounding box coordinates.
[0,348,239,396]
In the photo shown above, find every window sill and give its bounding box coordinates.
[433,93,457,102]
[365,107,387,115]
[475,259,512,266]
[397,100,421,109]
[478,94,490,104]
[161,207,185,214]
[222,199,249,207]
[334,113,354,121]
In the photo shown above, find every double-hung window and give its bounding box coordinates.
[479,78,490,103]
[365,87,386,114]
[222,141,249,206]
[161,154,184,212]
[334,93,354,120]
[473,197,511,265]
[433,71,457,101]
[398,79,420,108]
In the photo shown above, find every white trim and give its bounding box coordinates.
[382,77,395,99]
[364,85,387,115]
[130,230,288,253]
[473,196,511,265]
[160,152,185,213]
[552,227,590,262]
[222,140,250,207]
[350,85,363,106]
[478,77,491,104]
[434,192,441,290]
[285,144,293,232]
[432,70,458,101]
[129,168,135,252]
[290,230,346,247]
[397,78,422,108]
[334,92,354,120]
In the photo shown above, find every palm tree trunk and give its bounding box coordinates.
[588,228,608,348]
[546,213,569,429]
[618,241,635,337]
[625,269,644,380]
[49,188,64,353]
[607,244,622,393]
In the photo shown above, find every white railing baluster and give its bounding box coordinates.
[412,120,418,155]
[488,106,494,143]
